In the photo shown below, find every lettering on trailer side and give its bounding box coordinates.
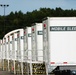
[15,38,17,41]
[28,34,31,37]
[50,26,76,31]
[20,36,24,39]
[10,41,12,43]
[38,31,43,35]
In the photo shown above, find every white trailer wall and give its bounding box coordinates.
[6,36,9,60]
[43,17,76,66]
[23,28,27,62]
[20,29,24,62]
[0,40,2,68]
[9,35,13,60]
[31,23,43,61]
[13,32,17,60]
[36,23,43,61]
[7,36,10,60]
[12,33,18,60]
[12,34,14,60]
[1,40,3,59]
[31,25,37,61]
[17,31,20,62]
[17,29,24,62]
[2,38,6,60]
[4,38,7,60]
[0,40,2,60]
[0,40,1,60]
[27,27,32,61]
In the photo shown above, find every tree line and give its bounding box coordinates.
[0,7,76,39]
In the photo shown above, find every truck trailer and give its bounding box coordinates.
[0,40,3,69]
[31,23,43,61]
[42,17,76,75]
[3,29,23,74]
[31,23,46,75]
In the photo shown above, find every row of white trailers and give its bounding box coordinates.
[0,23,45,75]
[0,17,76,75]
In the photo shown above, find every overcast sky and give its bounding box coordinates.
[0,0,76,15]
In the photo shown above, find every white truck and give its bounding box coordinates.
[42,17,76,74]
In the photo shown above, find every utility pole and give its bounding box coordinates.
[0,4,9,35]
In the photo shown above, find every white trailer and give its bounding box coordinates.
[9,35,13,61]
[5,35,9,71]
[5,36,9,60]
[12,32,18,61]
[23,28,27,62]
[23,27,32,75]
[17,29,24,62]
[0,40,3,68]
[24,26,46,75]
[0,40,2,60]
[42,17,76,74]
[23,27,32,61]
[27,27,32,61]
[11,32,17,74]
[4,29,23,74]
[2,38,6,70]
[17,29,24,75]
[2,38,5,60]
[31,23,43,61]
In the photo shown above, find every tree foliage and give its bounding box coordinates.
[0,7,76,39]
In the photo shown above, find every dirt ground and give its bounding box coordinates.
[0,71,14,75]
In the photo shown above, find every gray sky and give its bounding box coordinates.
[0,0,76,15]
